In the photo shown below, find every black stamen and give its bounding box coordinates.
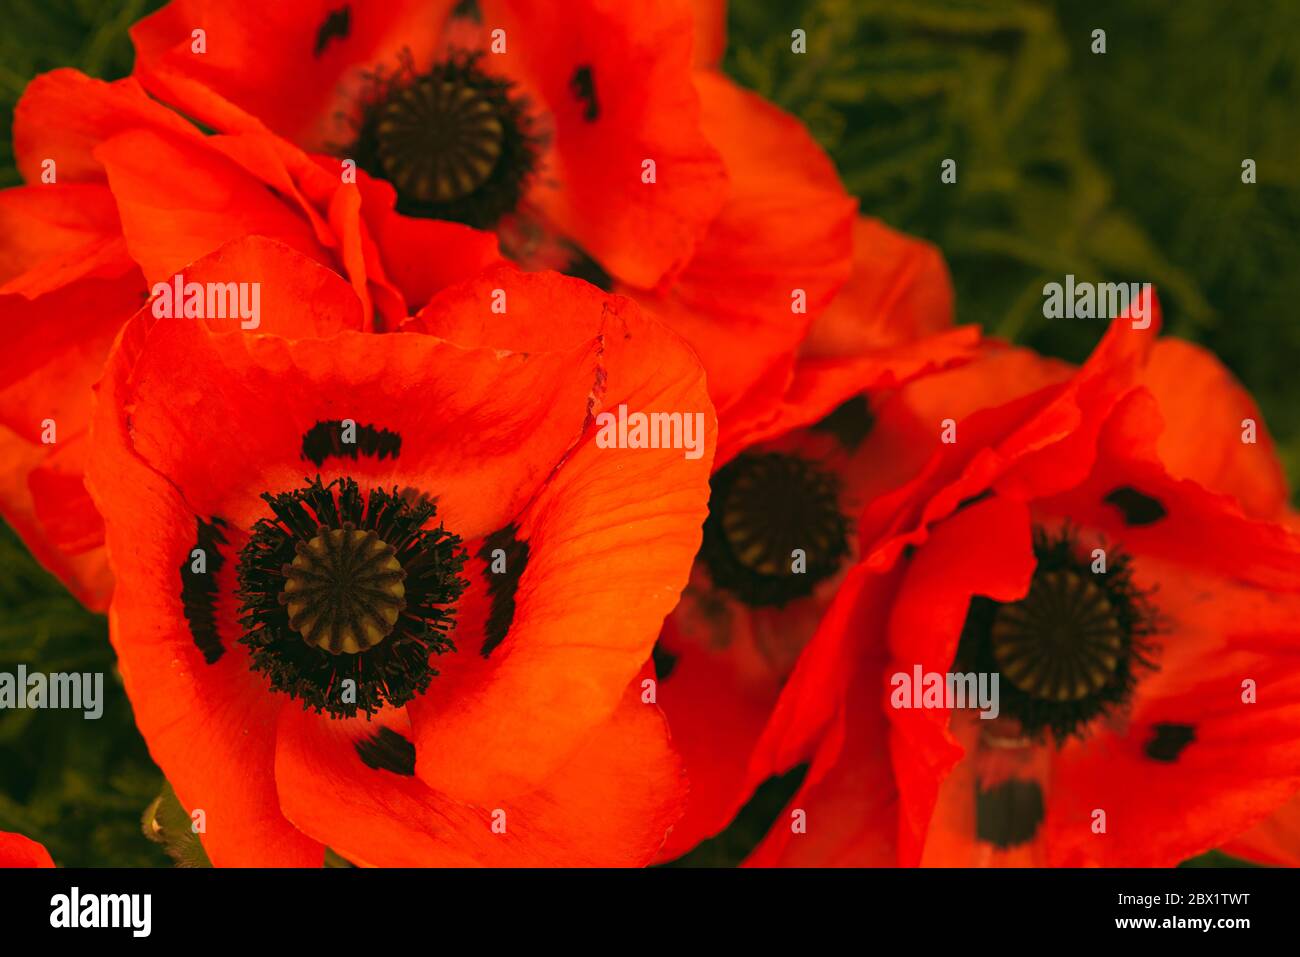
[313,5,351,57]
[975,779,1044,849]
[236,477,467,719]
[378,78,503,203]
[1104,486,1167,526]
[699,453,849,607]
[478,524,529,657]
[570,65,599,122]
[991,571,1122,703]
[957,526,1159,742]
[1145,723,1195,762]
[301,420,401,467]
[355,727,417,776]
[351,51,543,229]
[180,517,229,665]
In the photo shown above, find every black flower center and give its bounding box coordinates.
[376,78,503,203]
[990,570,1123,703]
[958,525,1158,741]
[236,477,468,719]
[352,52,542,229]
[699,453,849,607]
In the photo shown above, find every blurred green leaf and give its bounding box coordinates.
[0,523,169,866]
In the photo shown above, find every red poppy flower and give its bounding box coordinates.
[1224,801,1300,866]
[740,295,1300,866]
[0,831,54,868]
[617,70,857,447]
[85,239,714,865]
[0,67,500,609]
[651,218,982,859]
[691,0,727,69]
[129,0,861,451]
[130,0,728,291]
[1143,337,1300,868]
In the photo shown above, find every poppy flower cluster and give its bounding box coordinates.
[1,0,1298,869]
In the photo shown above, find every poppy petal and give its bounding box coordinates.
[629,71,855,421]
[1037,387,1300,590]
[0,261,143,609]
[0,267,144,440]
[12,69,197,184]
[1044,556,1300,866]
[745,667,897,867]
[131,0,455,152]
[87,293,324,866]
[719,327,982,466]
[0,184,122,285]
[0,429,111,609]
[883,494,1036,865]
[94,239,597,557]
[482,0,728,287]
[1141,337,1289,520]
[714,216,969,463]
[0,832,54,868]
[354,169,504,313]
[275,678,686,866]
[692,0,727,67]
[93,128,331,286]
[653,602,801,859]
[1222,797,1300,867]
[404,269,715,800]
[28,435,106,558]
[749,561,900,788]
[801,217,956,358]
[859,308,1158,565]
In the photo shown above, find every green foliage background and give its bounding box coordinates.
[1,0,1293,866]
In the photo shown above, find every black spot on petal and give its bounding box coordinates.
[652,641,678,681]
[570,65,599,122]
[562,244,613,291]
[301,420,401,467]
[955,489,994,513]
[355,727,416,776]
[811,395,875,451]
[1145,723,1195,762]
[452,0,482,21]
[479,524,529,657]
[181,517,229,665]
[313,5,351,57]
[975,778,1044,849]
[1104,486,1167,526]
